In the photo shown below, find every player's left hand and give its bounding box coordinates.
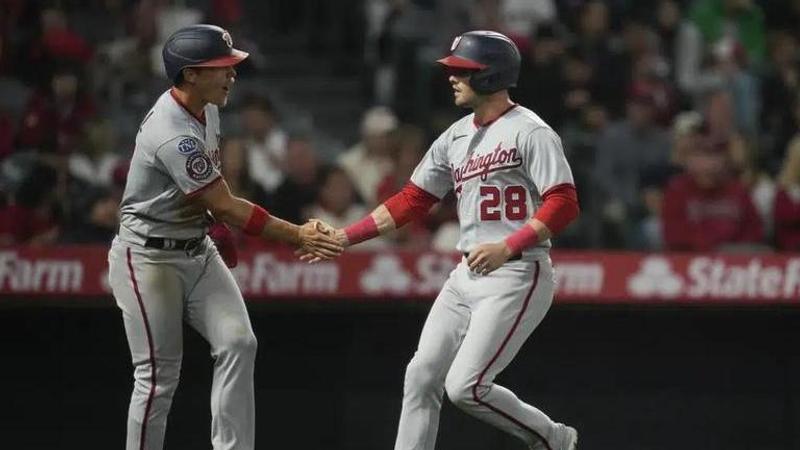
[467,242,513,275]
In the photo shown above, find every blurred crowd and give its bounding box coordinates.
[1,0,799,253]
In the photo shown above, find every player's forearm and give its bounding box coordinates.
[338,204,397,247]
[260,215,301,246]
[504,186,579,255]
[222,198,301,245]
[530,218,552,241]
[211,194,258,229]
[372,204,398,234]
[341,182,440,247]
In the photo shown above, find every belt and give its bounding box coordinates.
[144,236,203,251]
[463,252,521,262]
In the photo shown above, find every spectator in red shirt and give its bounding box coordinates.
[34,7,93,65]
[662,142,764,251]
[774,129,800,251]
[16,64,96,154]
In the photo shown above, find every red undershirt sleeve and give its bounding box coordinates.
[534,183,579,235]
[384,182,440,227]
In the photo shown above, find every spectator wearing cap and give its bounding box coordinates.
[593,84,671,247]
[662,142,764,251]
[338,105,398,206]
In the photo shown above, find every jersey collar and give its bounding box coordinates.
[473,103,517,128]
[170,88,206,126]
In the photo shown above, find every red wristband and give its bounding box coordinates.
[243,205,270,236]
[344,215,379,245]
[504,225,539,256]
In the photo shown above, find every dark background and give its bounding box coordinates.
[2,301,799,450]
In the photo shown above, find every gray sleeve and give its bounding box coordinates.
[522,128,574,195]
[154,136,222,195]
[409,132,452,198]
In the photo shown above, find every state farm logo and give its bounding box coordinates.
[232,253,339,295]
[360,254,458,295]
[626,255,800,300]
[686,257,800,299]
[0,251,84,293]
[628,256,683,298]
[361,255,412,294]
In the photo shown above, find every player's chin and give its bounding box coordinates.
[211,92,230,107]
[453,96,470,108]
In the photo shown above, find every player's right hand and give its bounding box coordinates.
[297,221,350,263]
[297,220,344,260]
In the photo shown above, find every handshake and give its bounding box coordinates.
[296,219,347,263]
[209,219,346,269]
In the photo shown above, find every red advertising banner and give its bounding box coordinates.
[1,246,799,304]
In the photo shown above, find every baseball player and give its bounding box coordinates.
[304,31,580,449]
[107,25,342,450]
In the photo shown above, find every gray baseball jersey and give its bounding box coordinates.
[410,105,574,256]
[395,105,577,450]
[109,88,256,450]
[119,89,223,242]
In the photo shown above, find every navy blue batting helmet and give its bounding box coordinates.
[162,24,249,84]
[437,31,521,94]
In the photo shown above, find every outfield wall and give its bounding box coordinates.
[1,302,797,450]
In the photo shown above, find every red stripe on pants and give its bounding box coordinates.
[126,248,157,450]
[470,262,551,450]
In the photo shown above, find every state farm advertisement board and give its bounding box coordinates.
[1,246,799,304]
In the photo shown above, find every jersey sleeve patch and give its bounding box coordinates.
[177,137,200,154]
[186,153,214,180]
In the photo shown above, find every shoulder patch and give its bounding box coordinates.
[186,153,214,181]
[177,137,200,155]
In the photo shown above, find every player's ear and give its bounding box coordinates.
[182,67,198,84]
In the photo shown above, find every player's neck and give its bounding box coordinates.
[171,86,208,118]
[472,92,514,127]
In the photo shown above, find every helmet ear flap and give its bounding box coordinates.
[469,70,495,95]
[478,73,495,94]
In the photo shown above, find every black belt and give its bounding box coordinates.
[144,236,202,251]
[463,252,521,262]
